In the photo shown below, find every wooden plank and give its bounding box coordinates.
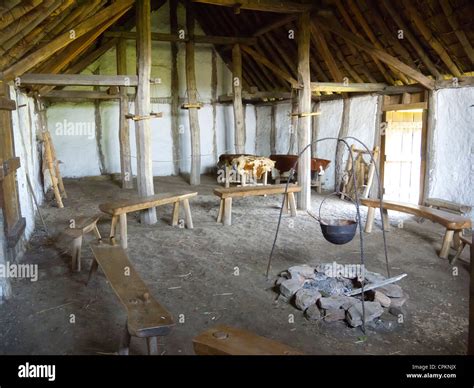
[315,15,435,89]
[104,31,257,45]
[100,192,198,216]
[241,45,298,88]
[18,74,138,87]
[90,243,174,337]
[214,184,301,198]
[424,198,472,214]
[135,0,157,224]
[186,2,201,185]
[232,44,245,154]
[193,325,303,355]
[360,199,471,230]
[311,82,387,93]
[42,90,119,100]
[2,0,134,81]
[190,0,313,13]
[0,97,16,111]
[117,38,133,190]
[382,102,427,112]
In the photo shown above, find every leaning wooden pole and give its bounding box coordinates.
[186,3,201,185]
[232,44,245,154]
[135,0,157,224]
[117,38,133,189]
[297,13,312,210]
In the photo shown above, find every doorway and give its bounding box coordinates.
[381,109,425,204]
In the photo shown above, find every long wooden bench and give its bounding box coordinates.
[88,242,174,355]
[99,191,197,249]
[361,198,472,259]
[214,184,301,226]
[193,325,303,355]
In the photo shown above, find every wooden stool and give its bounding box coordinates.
[450,234,472,265]
[63,216,101,272]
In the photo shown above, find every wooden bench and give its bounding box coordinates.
[361,198,472,259]
[61,216,101,272]
[99,191,197,249]
[193,325,303,355]
[88,242,174,355]
[214,184,301,226]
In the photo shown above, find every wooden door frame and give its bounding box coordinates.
[379,93,428,205]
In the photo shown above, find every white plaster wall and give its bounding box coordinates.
[47,1,232,178]
[429,87,474,220]
[255,105,272,156]
[10,88,44,239]
[245,104,256,154]
[274,103,291,154]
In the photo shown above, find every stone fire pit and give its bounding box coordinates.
[276,263,408,329]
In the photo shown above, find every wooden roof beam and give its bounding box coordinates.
[2,0,134,81]
[104,31,257,45]
[314,15,435,89]
[402,0,462,77]
[0,0,42,30]
[17,74,139,87]
[190,0,313,13]
[439,0,474,65]
[310,22,343,82]
[347,0,409,85]
[381,0,442,79]
[241,45,298,88]
[252,14,297,37]
[311,82,387,93]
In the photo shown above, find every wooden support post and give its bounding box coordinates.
[335,99,350,191]
[182,198,194,229]
[186,3,201,185]
[135,0,157,224]
[223,198,232,226]
[172,201,180,226]
[232,44,245,154]
[119,213,128,249]
[170,0,180,176]
[117,38,133,189]
[296,14,311,210]
[440,229,454,259]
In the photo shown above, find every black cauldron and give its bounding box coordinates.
[319,219,358,245]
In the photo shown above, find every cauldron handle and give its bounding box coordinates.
[318,192,359,225]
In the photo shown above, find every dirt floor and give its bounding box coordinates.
[0,175,470,355]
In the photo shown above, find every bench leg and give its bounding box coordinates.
[146,337,158,355]
[93,224,102,241]
[453,230,462,249]
[288,192,297,217]
[282,194,289,214]
[263,171,268,185]
[110,215,119,245]
[225,165,230,188]
[223,198,232,226]
[365,207,375,233]
[172,201,180,226]
[182,199,194,229]
[86,259,99,286]
[382,208,390,231]
[440,229,454,259]
[118,321,131,355]
[71,235,83,272]
[119,214,128,249]
[217,199,224,223]
[450,241,467,265]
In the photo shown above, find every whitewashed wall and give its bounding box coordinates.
[428,87,474,220]
[47,1,233,178]
[10,88,44,239]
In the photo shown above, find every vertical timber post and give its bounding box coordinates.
[170,0,180,176]
[135,0,157,224]
[297,14,311,210]
[232,44,245,154]
[117,38,133,189]
[186,2,201,185]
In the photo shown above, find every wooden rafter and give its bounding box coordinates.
[381,0,442,79]
[311,82,387,93]
[3,0,134,81]
[439,0,474,65]
[310,22,343,82]
[190,0,313,13]
[402,0,462,77]
[0,0,42,30]
[315,15,435,89]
